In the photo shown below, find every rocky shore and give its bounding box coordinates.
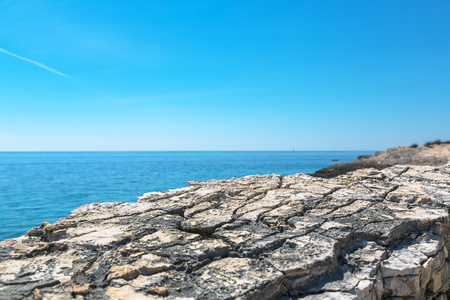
[312,143,450,178]
[1,145,450,299]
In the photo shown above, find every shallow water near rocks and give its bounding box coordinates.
[0,150,373,241]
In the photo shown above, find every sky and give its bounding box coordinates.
[0,1,449,151]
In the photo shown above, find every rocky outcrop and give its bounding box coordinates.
[1,162,450,299]
[312,143,450,178]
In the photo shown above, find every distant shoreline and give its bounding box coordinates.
[312,142,450,178]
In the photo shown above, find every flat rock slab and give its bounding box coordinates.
[1,164,450,299]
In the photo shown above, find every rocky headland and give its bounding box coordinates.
[313,143,450,178]
[1,144,450,299]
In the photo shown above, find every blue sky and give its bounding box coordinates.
[0,1,449,151]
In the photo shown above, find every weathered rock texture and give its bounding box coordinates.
[1,162,450,299]
[313,143,450,178]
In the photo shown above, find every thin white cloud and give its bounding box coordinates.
[0,48,70,78]
[0,47,127,104]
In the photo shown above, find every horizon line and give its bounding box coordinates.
[0,149,379,152]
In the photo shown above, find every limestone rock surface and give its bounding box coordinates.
[1,163,450,299]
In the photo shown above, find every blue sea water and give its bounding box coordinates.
[0,151,374,241]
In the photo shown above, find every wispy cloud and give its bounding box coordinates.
[0,47,127,104]
[0,47,70,78]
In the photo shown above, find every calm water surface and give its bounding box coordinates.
[0,151,374,241]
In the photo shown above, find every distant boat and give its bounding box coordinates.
[331,159,339,161]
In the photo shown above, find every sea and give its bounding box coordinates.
[0,151,374,241]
